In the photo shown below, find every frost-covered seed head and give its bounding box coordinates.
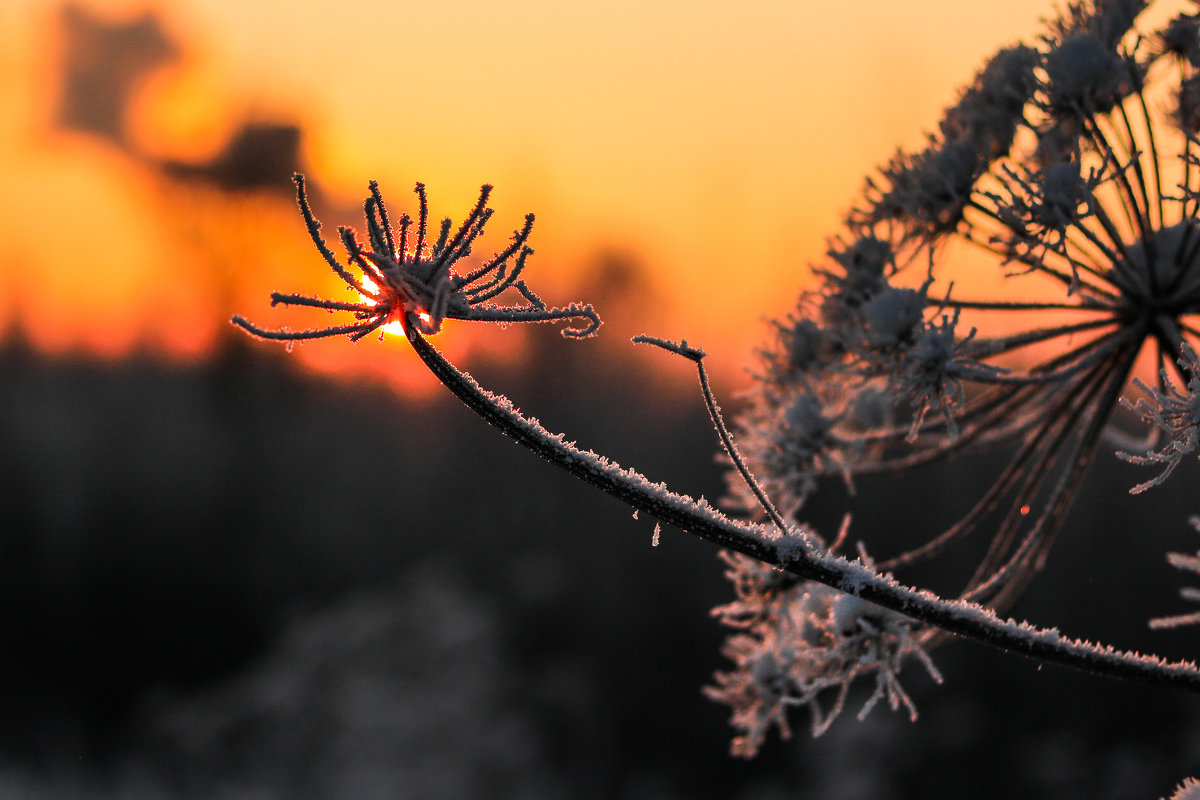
[942,44,1040,155]
[707,553,941,756]
[1037,161,1090,227]
[910,324,958,375]
[869,140,983,234]
[722,0,1200,754]
[848,385,892,431]
[831,236,892,285]
[1043,33,1130,114]
[1047,0,1146,49]
[863,287,926,348]
[1120,343,1200,492]
[783,395,832,445]
[782,319,826,373]
[821,234,895,312]
[233,175,600,344]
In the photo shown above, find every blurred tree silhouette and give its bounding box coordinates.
[54,4,176,146]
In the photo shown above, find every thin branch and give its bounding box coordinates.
[632,334,790,534]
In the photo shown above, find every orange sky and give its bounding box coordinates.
[0,0,1139,395]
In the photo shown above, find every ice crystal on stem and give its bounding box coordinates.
[1165,776,1200,800]
[1150,516,1200,629]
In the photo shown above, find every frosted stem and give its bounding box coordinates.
[405,324,1200,694]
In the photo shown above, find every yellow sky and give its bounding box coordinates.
[1,0,1132,389]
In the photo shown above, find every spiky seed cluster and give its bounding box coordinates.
[714,0,1200,753]
[704,550,941,756]
[1120,342,1200,491]
[232,174,600,344]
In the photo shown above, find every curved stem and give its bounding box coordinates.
[405,325,1200,693]
[631,334,789,534]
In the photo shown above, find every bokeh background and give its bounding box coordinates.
[2,0,1200,797]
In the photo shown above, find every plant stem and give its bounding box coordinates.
[405,325,1200,693]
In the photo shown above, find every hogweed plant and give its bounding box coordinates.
[235,0,1200,767]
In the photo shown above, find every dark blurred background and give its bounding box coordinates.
[3,3,1200,799]
[4,319,1200,800]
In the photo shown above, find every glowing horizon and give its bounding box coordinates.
[0,0,1123,393]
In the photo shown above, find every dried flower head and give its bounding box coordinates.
[715,0,1200,750]
[1119,341,1200,491]
[740,0,1200,600]
[233,174,600,344]
[705,550,941,756]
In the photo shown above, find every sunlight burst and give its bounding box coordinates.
[359,275,411,335]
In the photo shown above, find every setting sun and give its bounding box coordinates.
[358,276,408,336]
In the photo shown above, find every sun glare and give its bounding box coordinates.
[358,275,425,336]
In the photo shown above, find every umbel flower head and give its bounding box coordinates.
[714,0,1200,752]
[232,174,600,344]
